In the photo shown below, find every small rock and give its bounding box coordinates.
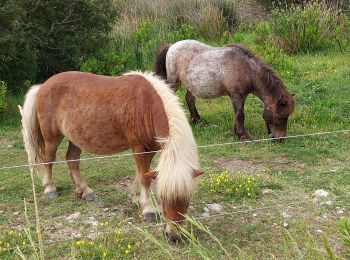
[65,212,81,221]
[206,203,223,212]
[262,189,272,195]
[102,208,110,212]
[202,212,210,218]
[273,223,278,226]
[283,222,289,228]
[0,210,4,214]
[203,207,209,213]
[253,213,258,217]
[325,201,333,206]
[6,144,13,148]
[337,210,344,215]
[316,229,323,234]
[13,211,20,216]
[85,217,98,226]
[282,211,291,218]
[87,232,104,240]
[314,189,329,198]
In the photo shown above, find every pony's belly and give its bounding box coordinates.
[62,120,130,155]
[190,84,225,99]
[75,140,129,155]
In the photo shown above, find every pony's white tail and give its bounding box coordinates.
[18,85,45,176]
[125,71,200,205]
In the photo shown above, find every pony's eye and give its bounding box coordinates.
[278,117,287,122]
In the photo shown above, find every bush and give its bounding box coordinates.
[0,81,7,113]
[0,0,116,92]
[80,52,129,76]
[266,1,350,53]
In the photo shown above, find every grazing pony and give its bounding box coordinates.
[19,71,203,241]
[155,40,295,140]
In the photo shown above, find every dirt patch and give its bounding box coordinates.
[115,176,134,193]
[213,158,266,173]
[0,138,13,149]
[213,157,305,173]
[114,176,157,193]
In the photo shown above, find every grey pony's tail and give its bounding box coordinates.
[18,85,45,176]
[154,43,171,80]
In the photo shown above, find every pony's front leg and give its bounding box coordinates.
[66,141,95,201]
[185,90,202,124]
[230,94,250,140]
[133,150,157,222]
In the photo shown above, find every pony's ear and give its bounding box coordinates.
[145,170,158,180]
[192,169,204,178]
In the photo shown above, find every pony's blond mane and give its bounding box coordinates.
[124,71,199,205]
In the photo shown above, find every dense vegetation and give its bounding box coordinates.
[0,0,350,258]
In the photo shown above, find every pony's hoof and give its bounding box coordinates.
[46,191,58,199]
[239,135,250,141]
[143,212,157,222]
[191,118,206,125]
[83,192,96,201]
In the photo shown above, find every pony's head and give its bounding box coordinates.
[146,169,204,242]
[263,92,295,140]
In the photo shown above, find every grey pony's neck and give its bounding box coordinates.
[251,74,274,107]
[251,68,285,107]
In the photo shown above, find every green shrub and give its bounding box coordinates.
[267,1,350,53]
[80,52,129,76]
[0,81,7,113]
[0,0,116,92]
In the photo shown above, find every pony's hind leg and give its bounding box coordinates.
[185,90,202,123]
[66,141,96,201]
[42,138,62,199]
[132,148,157,222]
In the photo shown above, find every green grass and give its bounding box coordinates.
[0,50,350,258]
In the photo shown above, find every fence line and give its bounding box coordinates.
[1,129,349,171]
[1,129,349,253]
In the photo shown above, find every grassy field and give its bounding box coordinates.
[0,49,350,258]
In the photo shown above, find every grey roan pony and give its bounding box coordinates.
[154,40,295,140]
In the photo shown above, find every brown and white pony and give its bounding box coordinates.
[154,40,295,140]
[19,71,203,241]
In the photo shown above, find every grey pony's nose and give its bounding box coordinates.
[269,134,284,143]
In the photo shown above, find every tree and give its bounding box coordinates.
[0,0,116,92]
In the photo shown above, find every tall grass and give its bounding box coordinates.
[266,1,350,53]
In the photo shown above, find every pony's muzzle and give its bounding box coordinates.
[269,134,285,143]
[163,223,181,243]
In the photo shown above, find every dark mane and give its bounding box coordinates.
[225,44,286,95]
